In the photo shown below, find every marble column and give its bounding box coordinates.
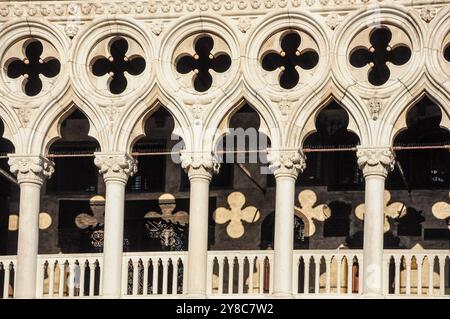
[268,149,306,298]
[94,153,137,298]
[181,154,219,298]
[357,147,395,297]
[8,155,54,298]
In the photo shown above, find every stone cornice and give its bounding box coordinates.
[0,0,446,22]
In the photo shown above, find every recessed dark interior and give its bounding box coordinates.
[262,32,319,89]
[6,40,60,96]
[176,35,231,92]
[349,27,411,86]
[91,37,146,94]
[47,109,100,193]
[444,43,450,62]
[387,96,450,189]
[300,100,362,189]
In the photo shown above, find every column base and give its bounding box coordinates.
[271,292,294,299]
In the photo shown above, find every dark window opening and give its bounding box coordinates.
[0,120,15,256]
[260,212,309,249]
[130,107,179,193]
[388,96,450,189]
[212,104,271,189]
[47,109,100,193]
[444,43,450,62]
[396,207,424,237]
[300,100,362,190]
[323,201,351,237]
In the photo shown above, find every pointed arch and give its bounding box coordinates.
[113,85,193,154]
[202,83,282,154]
[29,87,107,154]
[287,82,368,148]
[380,77,450,145]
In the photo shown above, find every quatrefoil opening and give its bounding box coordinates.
[5,40,60,96]
[175,35,231,92]
[444,43,450,62]
[349,27,411,86]
[91,37,146,95]
[261,32,319,89]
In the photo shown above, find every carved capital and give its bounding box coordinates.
[267,149,306,179]
[357,147,395,178]
[8,155,54,185]
[180,151,220,181]
[94,153,137,184]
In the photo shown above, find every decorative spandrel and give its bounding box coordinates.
[261,32,319,89]
[175,35,231,92]
[6,40,60,96]
[349,27,411,86]
[144,194,189,251]
[91,37,146,94]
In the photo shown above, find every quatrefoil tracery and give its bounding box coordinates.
[261,32,319,89]
[6,40,60,96]
[349,27,411,86]
[444,43,450,62]
[91,37,146,95]
[175,35,231,92]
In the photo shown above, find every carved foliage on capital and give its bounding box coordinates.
[94,153,137,183]
[180,152,220,178]
[356,148,395,177]
[8,155,54,184]
[267,149,306,178]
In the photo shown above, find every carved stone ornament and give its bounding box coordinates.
[267,149,306,178]
[180,151,220,178]
[8,155,54,185]
[356,147,395,177]
[94,153,137,183]
[419,6,436,23]
[368,98,382,120]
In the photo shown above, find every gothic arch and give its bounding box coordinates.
[287,83,368,148]
[202,84,282,154]
[380,80,450,145]
[30,89,107,154]
[114,85,193,154]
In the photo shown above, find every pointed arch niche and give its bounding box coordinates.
[209,102,273,250]
[0,118,15,255]
[125,105,189,254]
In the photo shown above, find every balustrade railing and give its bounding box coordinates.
[207,250,274,297]
[0,256,16,299]
[122,252,187,298]
[2,249,450,298]
[293,250,363,296]
[37,254,103,298]
[384,250,450,297]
